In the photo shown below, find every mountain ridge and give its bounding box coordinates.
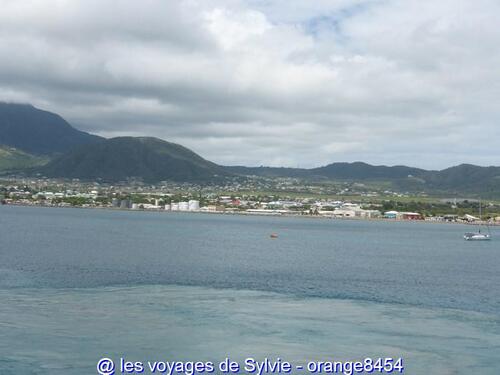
[40,136,231,182]
[0,102,102,155]
[1,102,500,194]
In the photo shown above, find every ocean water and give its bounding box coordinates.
[0,205,499,374]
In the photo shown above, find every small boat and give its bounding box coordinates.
[464,200,492,241]
[270,233,278,239]
[464,231,490,241]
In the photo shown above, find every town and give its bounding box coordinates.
[2,176,500,224]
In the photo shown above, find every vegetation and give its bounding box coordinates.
[230,163,500,198]
[40,137,231,183]
[0,146,49,171]
[2,102,500,198]
[0,102,102,155]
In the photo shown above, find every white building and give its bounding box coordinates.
[332,208,357,217]
[355,209,381,219]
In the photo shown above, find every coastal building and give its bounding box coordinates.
[384,211,398,219]
[384,211,422,220]
[332,208,356,217]
[200,205,217,212]
[246,209,282,216]
[208,205,227,212]
[400,212,423,220]
[464,214,479,222]
[142,203,161,210]
[355,209,381,219]
[219,196,232,204]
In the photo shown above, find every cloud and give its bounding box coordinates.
[0,0,499,168]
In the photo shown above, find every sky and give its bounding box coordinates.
[0,0,499,169]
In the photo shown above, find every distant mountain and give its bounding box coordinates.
[225,166,312,178]
[416,164,500,195]
[311,162,426,180]
[40,137,231,182]
[226,162,426,180]
[227,162,500,196]
[0,102,102,155]
[2,102,499,193]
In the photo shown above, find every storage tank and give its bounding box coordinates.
[188,200,200,211]
[171,203,179,211]
[164,204,171,211]
[120,199,130,209]
[179,201,189,211]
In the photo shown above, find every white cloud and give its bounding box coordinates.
[0,0,499,168]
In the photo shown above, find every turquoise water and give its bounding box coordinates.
[1,206,499,374]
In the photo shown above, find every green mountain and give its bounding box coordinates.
[40,137,231,182]
[0,145,49,171]
[0,102,102,155]
[1,102,499,193]
[228,162,500,196]
[311,162,425,180]
[224,166,312,178]
[226,162,425,180]
[407,164,500,195]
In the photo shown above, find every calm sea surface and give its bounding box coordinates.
[0,205,499,374]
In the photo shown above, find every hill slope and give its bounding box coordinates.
[0,102,102,155]
[311,162,426,180]
[0,145,49,171]
[224,166,312,178]
[227,162,426,180]
[418,164,500,195]
[228,162,500,196]
[41,137,231,182]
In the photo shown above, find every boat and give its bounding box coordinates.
[270,233,278,239]
[463,231,490,241]
[464,200,491,241]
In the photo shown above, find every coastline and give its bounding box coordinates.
[3,201,499,227]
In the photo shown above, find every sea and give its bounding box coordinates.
[0,205,499,374]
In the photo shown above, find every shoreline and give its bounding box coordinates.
[2,201,499,227]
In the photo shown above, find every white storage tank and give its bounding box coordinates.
[179,201,189,211]
[171,203,179,211]
[188,200,200,211]
[164,204,171,211]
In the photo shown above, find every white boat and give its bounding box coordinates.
[464,200,492,241]
[464,231,490,241]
